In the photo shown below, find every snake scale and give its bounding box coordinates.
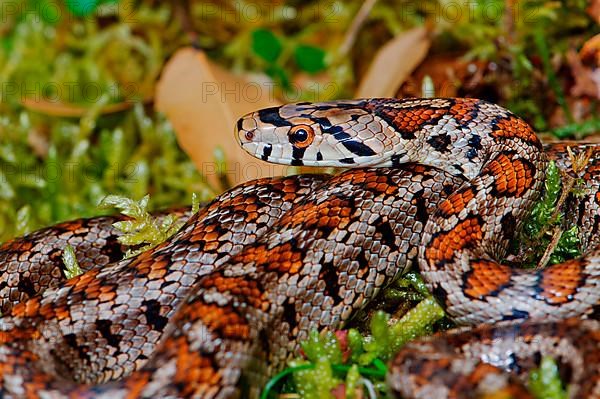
[0,98,599,398]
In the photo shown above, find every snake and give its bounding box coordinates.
[0,97,598,398]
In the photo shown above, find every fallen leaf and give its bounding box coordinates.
[20,98,139,117]
[355,26,431,98]
[587,0,600,23]
[566,48,600,99]
[580,33,600,67]
[155,47,294,188]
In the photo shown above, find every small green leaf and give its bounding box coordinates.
[65,0,99,16]
[294,44,326,74]
[265,64,291,90]
[62,245,83,279]
[24,0,62,24]
[191,193,201,214]
[98,194,184,258]
[529,356,568,399]
[251,29,282,63]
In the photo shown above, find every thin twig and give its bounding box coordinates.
[339,0,379,57]
[535,146,593,269]
[535,169,576,240]
[536,225,563,269]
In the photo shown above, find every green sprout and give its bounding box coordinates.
[529,356,568,399]
[98,194,184,258]
[62,244,83,279]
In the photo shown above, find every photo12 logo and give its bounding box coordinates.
[1,0,138,24]
[1,162,140,185]
[195,0,340,23]
[0,82,140,104]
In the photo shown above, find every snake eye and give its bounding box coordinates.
[245,131,255,141]
[288,125,314,148]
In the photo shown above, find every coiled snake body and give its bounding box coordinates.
[0,98,599,398]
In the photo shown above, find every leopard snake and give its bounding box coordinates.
[0,98,599,398]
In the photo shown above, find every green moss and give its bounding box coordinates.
[0,104,212,243]
[518,161,581,267]
[0,1,204,243]
[529,356,568,399]
[264,276,445,398]
[62,244,83,279]
[98,194,184,258]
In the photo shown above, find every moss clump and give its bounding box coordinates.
[98,194,186,258]
[529,356,568,399]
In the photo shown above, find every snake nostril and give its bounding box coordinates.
[245,131,255,141]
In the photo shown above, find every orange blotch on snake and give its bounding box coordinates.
[491,115,542,148]
[0,327,39,344]
[379,107,449,134]
[538,259,584,304]
[425,217,483,266]
[173,337,222,395]
[485,153,535,197]
[438,187,476,217]
[123,370,152,399]
[463,260,513,300]
[200,275,264,308]
[449,98,479,122]
[281,196,352,230]
[65,269,100,291]
[185,302,251,340]
[364,173,400,195]
[236,242,304,275]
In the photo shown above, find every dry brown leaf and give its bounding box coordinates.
[566,48,600,99]
[355,27,431,98]
[587,0,600,23]
[580,33,600,67]
[155,47,292,188]
[20,98,137,117]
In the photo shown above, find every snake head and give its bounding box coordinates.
[235,100,398,167]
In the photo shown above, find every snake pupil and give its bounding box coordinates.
[292,129,308,143]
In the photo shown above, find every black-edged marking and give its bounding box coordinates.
[63,333,88,360]
[442,184,456,196]
[261,144,272,161]
[281,299,297,330]
[390,153,407,167]
[291,146,306,166]
[411,189,430,224]
[103,241,127,264]
[500,213,517,239]
[431,284,449,306]
[506,353,522,373]
[236,117,244,134]
[258,107,293,127]
[258,327,271,354]
[17,277,36,297]
[427,133,452,153]
[372,216,398,250]
[355,251,371,274]
[310,116,333,128]
[501,309,530,321]
[590,303,600,320]
[341,140,377,157]
[96,319,121,348]
[142,299,169,331]
[318,261,344,305]
[300,102,365,112]
[466,134,482,160]
[322,124,377,157]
